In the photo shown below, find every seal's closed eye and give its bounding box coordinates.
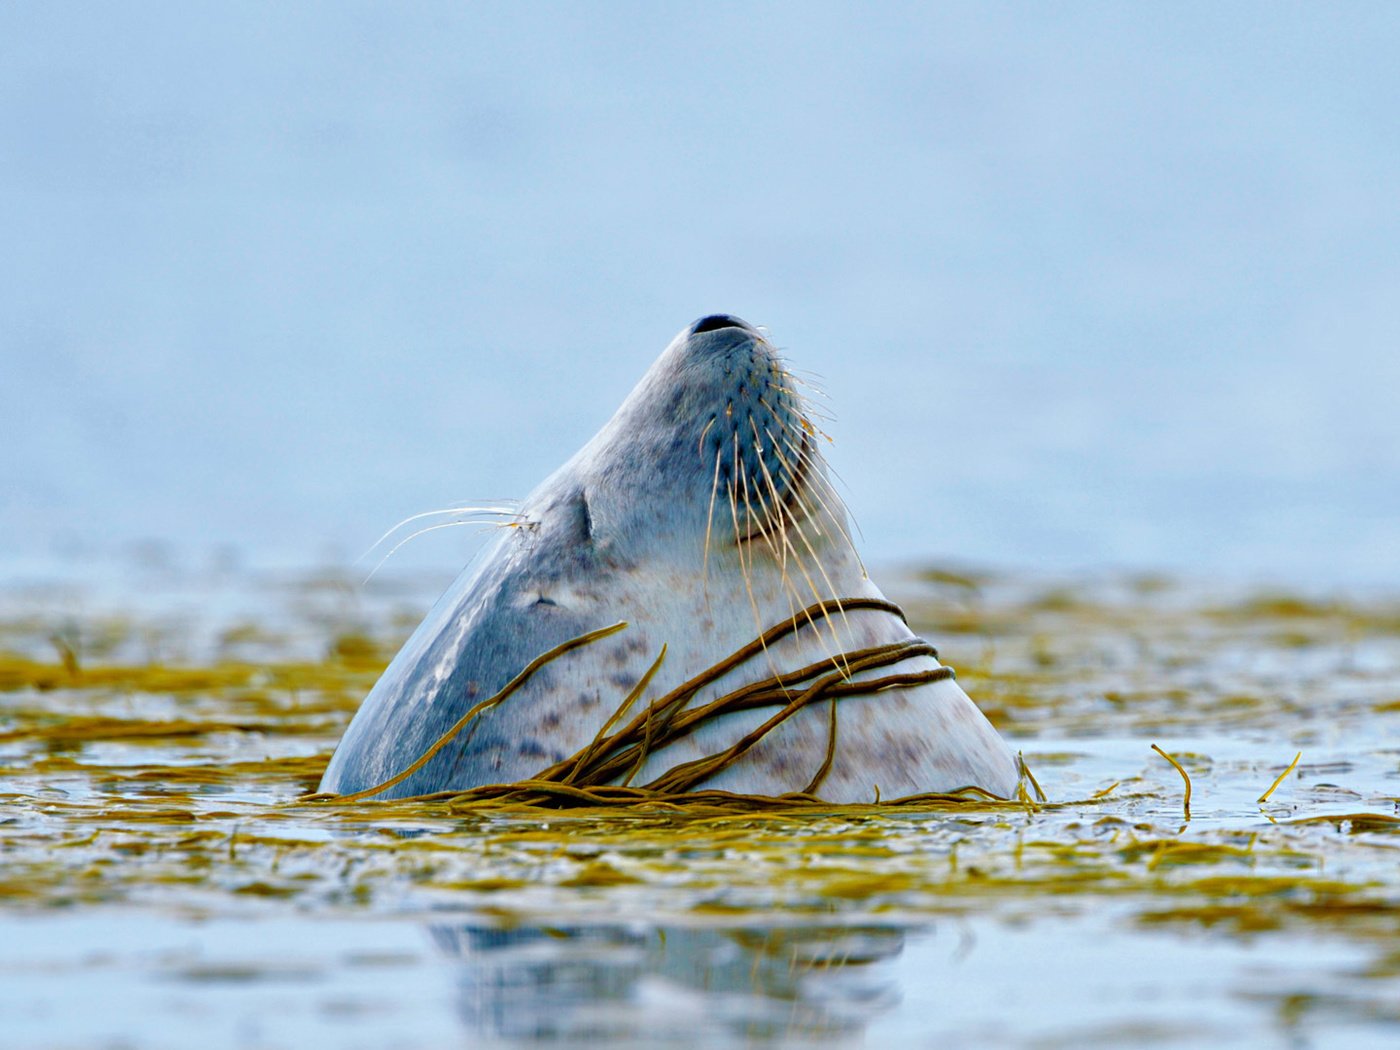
[577,489,596,543]
[691,314,748,335]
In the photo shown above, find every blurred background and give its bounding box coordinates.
[3,2,1397,588]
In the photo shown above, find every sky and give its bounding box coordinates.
[3,2,1398,587]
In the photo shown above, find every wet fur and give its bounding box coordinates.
[320,318,1019,801]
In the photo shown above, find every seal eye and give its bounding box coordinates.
[576,489,596,543]
[691,314,748,335]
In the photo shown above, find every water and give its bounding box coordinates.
[5,908,1387,1049]
[2,565,1397,1047]
[3,4,1400,585]
[4,7,1398,1044]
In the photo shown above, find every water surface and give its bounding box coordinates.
[2,566,1397,1047]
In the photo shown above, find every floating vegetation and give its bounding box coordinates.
[1151,743,1193,821]
[1259,751,1304,804]
[312,597,980,808]
[1,567,1398,1045]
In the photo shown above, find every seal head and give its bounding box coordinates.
[319,316,1020,801]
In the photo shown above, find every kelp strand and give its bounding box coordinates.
[309,597,979,809]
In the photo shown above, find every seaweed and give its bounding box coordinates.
[308,597,982,808]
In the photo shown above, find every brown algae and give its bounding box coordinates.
[1,567,1398,1043]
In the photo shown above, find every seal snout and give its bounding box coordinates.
[690,313,754,335]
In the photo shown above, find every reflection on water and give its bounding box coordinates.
[433,920,908,1043]
[2,566,1398,1047]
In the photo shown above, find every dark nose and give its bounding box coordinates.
[690,314,752,335]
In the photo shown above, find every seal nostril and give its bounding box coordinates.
[691,314,749,335]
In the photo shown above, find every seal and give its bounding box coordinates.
[319,315,1020,802]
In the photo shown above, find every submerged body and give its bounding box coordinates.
[320,316,1019,801]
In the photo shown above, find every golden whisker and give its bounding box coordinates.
[747,415,852,673]
[773,428,866,575]
[701,441,724,608]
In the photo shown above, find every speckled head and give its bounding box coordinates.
[551,313,822,564]
[318,314,1020,802]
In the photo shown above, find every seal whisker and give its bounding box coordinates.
[743,415,793,579]
[735,453,778,582]
[358,504,523,565]
[739,436,850,676]
[787,366,830,385]
[746,415,824,615]
[784,366,833,400]
[767,372,836,421]
[772,429,867,576]
[763,385,836,430]
[727,438,770,656]
[701,440,724,610]
[772,422,834,529]
[769,442,826,543]
[747,428,854,676]
[738,465,815,693]
[767,427,856,549]
[696,416,717,459]
[362,518,525,583]
[781,429,859,518]
[734,445,797,618]
[731,442,814,687]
